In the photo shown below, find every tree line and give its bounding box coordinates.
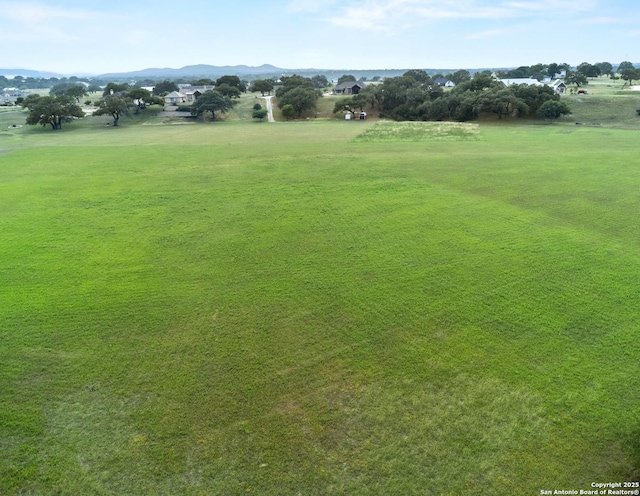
[332,70,570,123]
[20,82,166,129]
[19,76,251,129]
[15,59,639,129]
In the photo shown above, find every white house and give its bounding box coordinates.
[434,78,455,87]
[1,88,26,105]
[164,91,186,105]
[549,80,567,94]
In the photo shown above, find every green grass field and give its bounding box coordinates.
[1,110,639,495]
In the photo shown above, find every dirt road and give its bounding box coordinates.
[261,95,275,122]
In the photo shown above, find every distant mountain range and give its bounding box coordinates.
[96,64,429,81]
[0,68,67,78]
[97,64,287,79]
[4,62,639,81]
[0,64,494,81]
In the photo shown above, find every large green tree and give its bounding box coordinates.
[276,75,315,97]
[595,62,614,77]
[311,75,329,88]
[127,88,164,113]
[277,86,317,117]
[24,94,84,130]
[93,94,133,126]
[547,63,561,78]
[191,91,236,120]
[620,67,640,86]
[512,84,558,115]
[215,75,246,93]
[213,83,242,99]
[448,69,471,85]
[617,61,635,73]
[153,80,178,96]
[275,75,318,118]
[453,73,499,93]
[537,100,571,123]
[380,75,423,116]
[66,85,88,103]
[403,69,431,85]
[249,79,274,96]
[477,88,529,119]
[565,70,588,87]
[102,82,130,96]
[50,82,88,103]
[193,78,215,86]
[577,62,601,78]
[337,74,356,85]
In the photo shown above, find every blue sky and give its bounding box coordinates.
[2,0,638,75]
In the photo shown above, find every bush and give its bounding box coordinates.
[281,104,295,120]
[537,100,571,123]
[253,103,262,110]
[252,108,268,120]
[176,104,193,112]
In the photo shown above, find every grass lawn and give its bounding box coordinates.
[1,117,639,495]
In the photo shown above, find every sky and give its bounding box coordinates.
[1,0,639,75]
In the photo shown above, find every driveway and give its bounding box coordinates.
[261,95,275,122]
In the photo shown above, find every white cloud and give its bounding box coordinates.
[0,3,130,45]
[466,27,519,40]
[325,0,599,31]
[287,0,340,13]
[574,16,630,25]
[2,3,98,24]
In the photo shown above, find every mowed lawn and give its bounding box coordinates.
[1,120,639,495]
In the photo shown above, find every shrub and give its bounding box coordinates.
[281,104,295,120]
[252,108,268,121]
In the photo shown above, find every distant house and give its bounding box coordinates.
[499,78,544,87]
[178,84,214,102]
[550,80,567,94]
[164,91,186,105]
[178,84,214,92]
[183,89,202,102]
[1,93,17,105]
[333,80,366,95]
[434,78,455,87]
[1,88,26,105]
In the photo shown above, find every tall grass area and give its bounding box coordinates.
[1,120,639,495]
[563,92,640,128]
